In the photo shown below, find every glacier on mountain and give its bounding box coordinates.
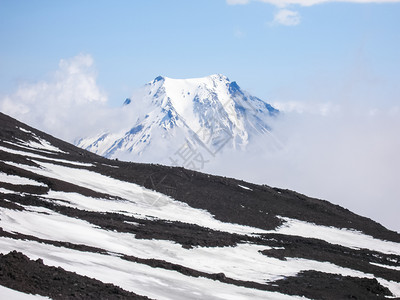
[76,74,278,167]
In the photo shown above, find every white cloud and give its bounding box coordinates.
[227,0,400,26]
[272,9,301,26]
[226,0,250,4]
[0,54,109,141]
[227,0,400,6]
[234,29,246,38]
[272,101,340,115]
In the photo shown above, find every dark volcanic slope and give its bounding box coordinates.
[0,112,398,242]
[0,111,399,300]
[0,251,150,300]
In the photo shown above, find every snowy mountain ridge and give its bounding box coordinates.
[76,74,278,165]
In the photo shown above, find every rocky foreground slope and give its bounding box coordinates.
[0,112,399,299]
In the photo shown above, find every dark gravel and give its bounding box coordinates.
[0,251,151,300]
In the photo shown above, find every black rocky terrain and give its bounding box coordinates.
[0,111,399,299]
[0,251,150,299]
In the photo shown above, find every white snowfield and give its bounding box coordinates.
[0,205,383,285]
[0,238,305,300]
[0,201,399,298]
[162,75,248,136]
[1,138,400,299]
[0,285,51,300]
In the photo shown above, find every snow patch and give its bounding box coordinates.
[17,127,32,134]
[273,217,400,256]
[0,172,46,187]
[238,184,253,191]
[0,188,16,194]
[0,145,92,167]
[23,138,65,153]
[0,285,51,299]
[370,262,400,271]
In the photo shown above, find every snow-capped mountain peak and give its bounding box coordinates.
[77,75,278,165]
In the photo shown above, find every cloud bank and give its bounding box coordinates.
[227,0,400,6]
[227,0,400,26]
[204,105,400,232]
[0,54,109,141]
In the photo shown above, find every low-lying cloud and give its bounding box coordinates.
[205,106,400,232]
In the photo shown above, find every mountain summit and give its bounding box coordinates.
[76,74,278,166]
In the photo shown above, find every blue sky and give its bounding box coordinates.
[1,0,400,231]
[1,0,399,107]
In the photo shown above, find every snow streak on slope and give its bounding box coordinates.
[0,239,303,300]
[2,150,399,256]
[0,172,46,187]
[2,158,266,236]
[77,74,278,166]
